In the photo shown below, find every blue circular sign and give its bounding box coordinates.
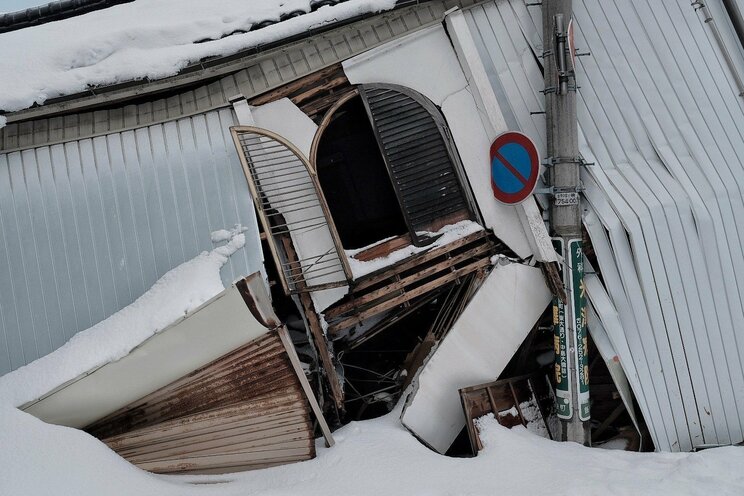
[490,131,540,205]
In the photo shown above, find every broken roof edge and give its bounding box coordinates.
[1,0,436,124]
[20,273,277,426]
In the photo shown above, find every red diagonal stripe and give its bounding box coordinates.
[492,148,529,186]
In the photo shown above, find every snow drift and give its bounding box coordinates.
[0,227,742,495]
[0,0,397,112]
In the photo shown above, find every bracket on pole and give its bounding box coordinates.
[534,185,585,195]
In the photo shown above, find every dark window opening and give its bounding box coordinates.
[316,95,408,249]
[359,84,474,246]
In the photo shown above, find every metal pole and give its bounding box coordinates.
[543,0,590,445]
[721,0,744,56]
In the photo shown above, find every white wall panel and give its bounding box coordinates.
[401,261,551,453]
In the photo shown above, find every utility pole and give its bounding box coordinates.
[542,0,590,445]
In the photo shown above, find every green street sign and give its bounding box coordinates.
[568,238,590,421]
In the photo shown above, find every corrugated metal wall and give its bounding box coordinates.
[464,0,744,451]
[91,333,317,474]
[0,108,262,375]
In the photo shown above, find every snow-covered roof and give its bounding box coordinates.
[0,0,398,113]
[0,0,135,32]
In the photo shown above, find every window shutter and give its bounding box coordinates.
[359,84,474,246]
[231,126,351,293]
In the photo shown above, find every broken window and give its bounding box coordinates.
[312,84,476,249]
[315,91,408,249]
[230,126,352,294]
[358,84,475,246]
[233,82,478,295]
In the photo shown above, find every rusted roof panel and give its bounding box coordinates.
[95,336,317,474]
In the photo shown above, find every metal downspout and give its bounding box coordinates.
[693,1,744,97]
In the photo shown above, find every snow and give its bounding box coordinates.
[210,224,247,244]
[3,402,744,495]
[517,399,551,439]
[498,406,519,418]
[0,0,398,112]
[0,229,743,494]
[346,220,484,279]
[0,229,245,408]
[597,438,632,451]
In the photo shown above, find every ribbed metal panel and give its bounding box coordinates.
[89,332,316,474]
[360,84,472,245]
[464,0,744,451]
[85,333,291,438]
[0,108,263,375]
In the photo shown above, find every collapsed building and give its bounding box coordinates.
[2,0,744,473]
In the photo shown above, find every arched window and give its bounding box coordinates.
[312,89,408,249]
[231,84,476,293]
[312,84,475,248]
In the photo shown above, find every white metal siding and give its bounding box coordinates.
[464,0,744,451]
[0,108,262,375]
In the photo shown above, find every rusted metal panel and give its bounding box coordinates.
[88,331,320,474]
[459,370,558,454]
[100,387,315,474]
[85,333,295,438]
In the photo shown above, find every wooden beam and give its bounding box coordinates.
[342,291,438,345]
[400,272,483,391]
[249,64,343,106]
[328,258,491,334]
[300,86,356,119]
[290,75,349,106]
[351,233,412,262]
[351,230,488,292]
[324,242,493,320]
[278,235,345,413]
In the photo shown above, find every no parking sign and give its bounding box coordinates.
[490,131,540,205]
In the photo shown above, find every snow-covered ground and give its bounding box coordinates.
[1,229,743,495]
[0,0,397,112]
